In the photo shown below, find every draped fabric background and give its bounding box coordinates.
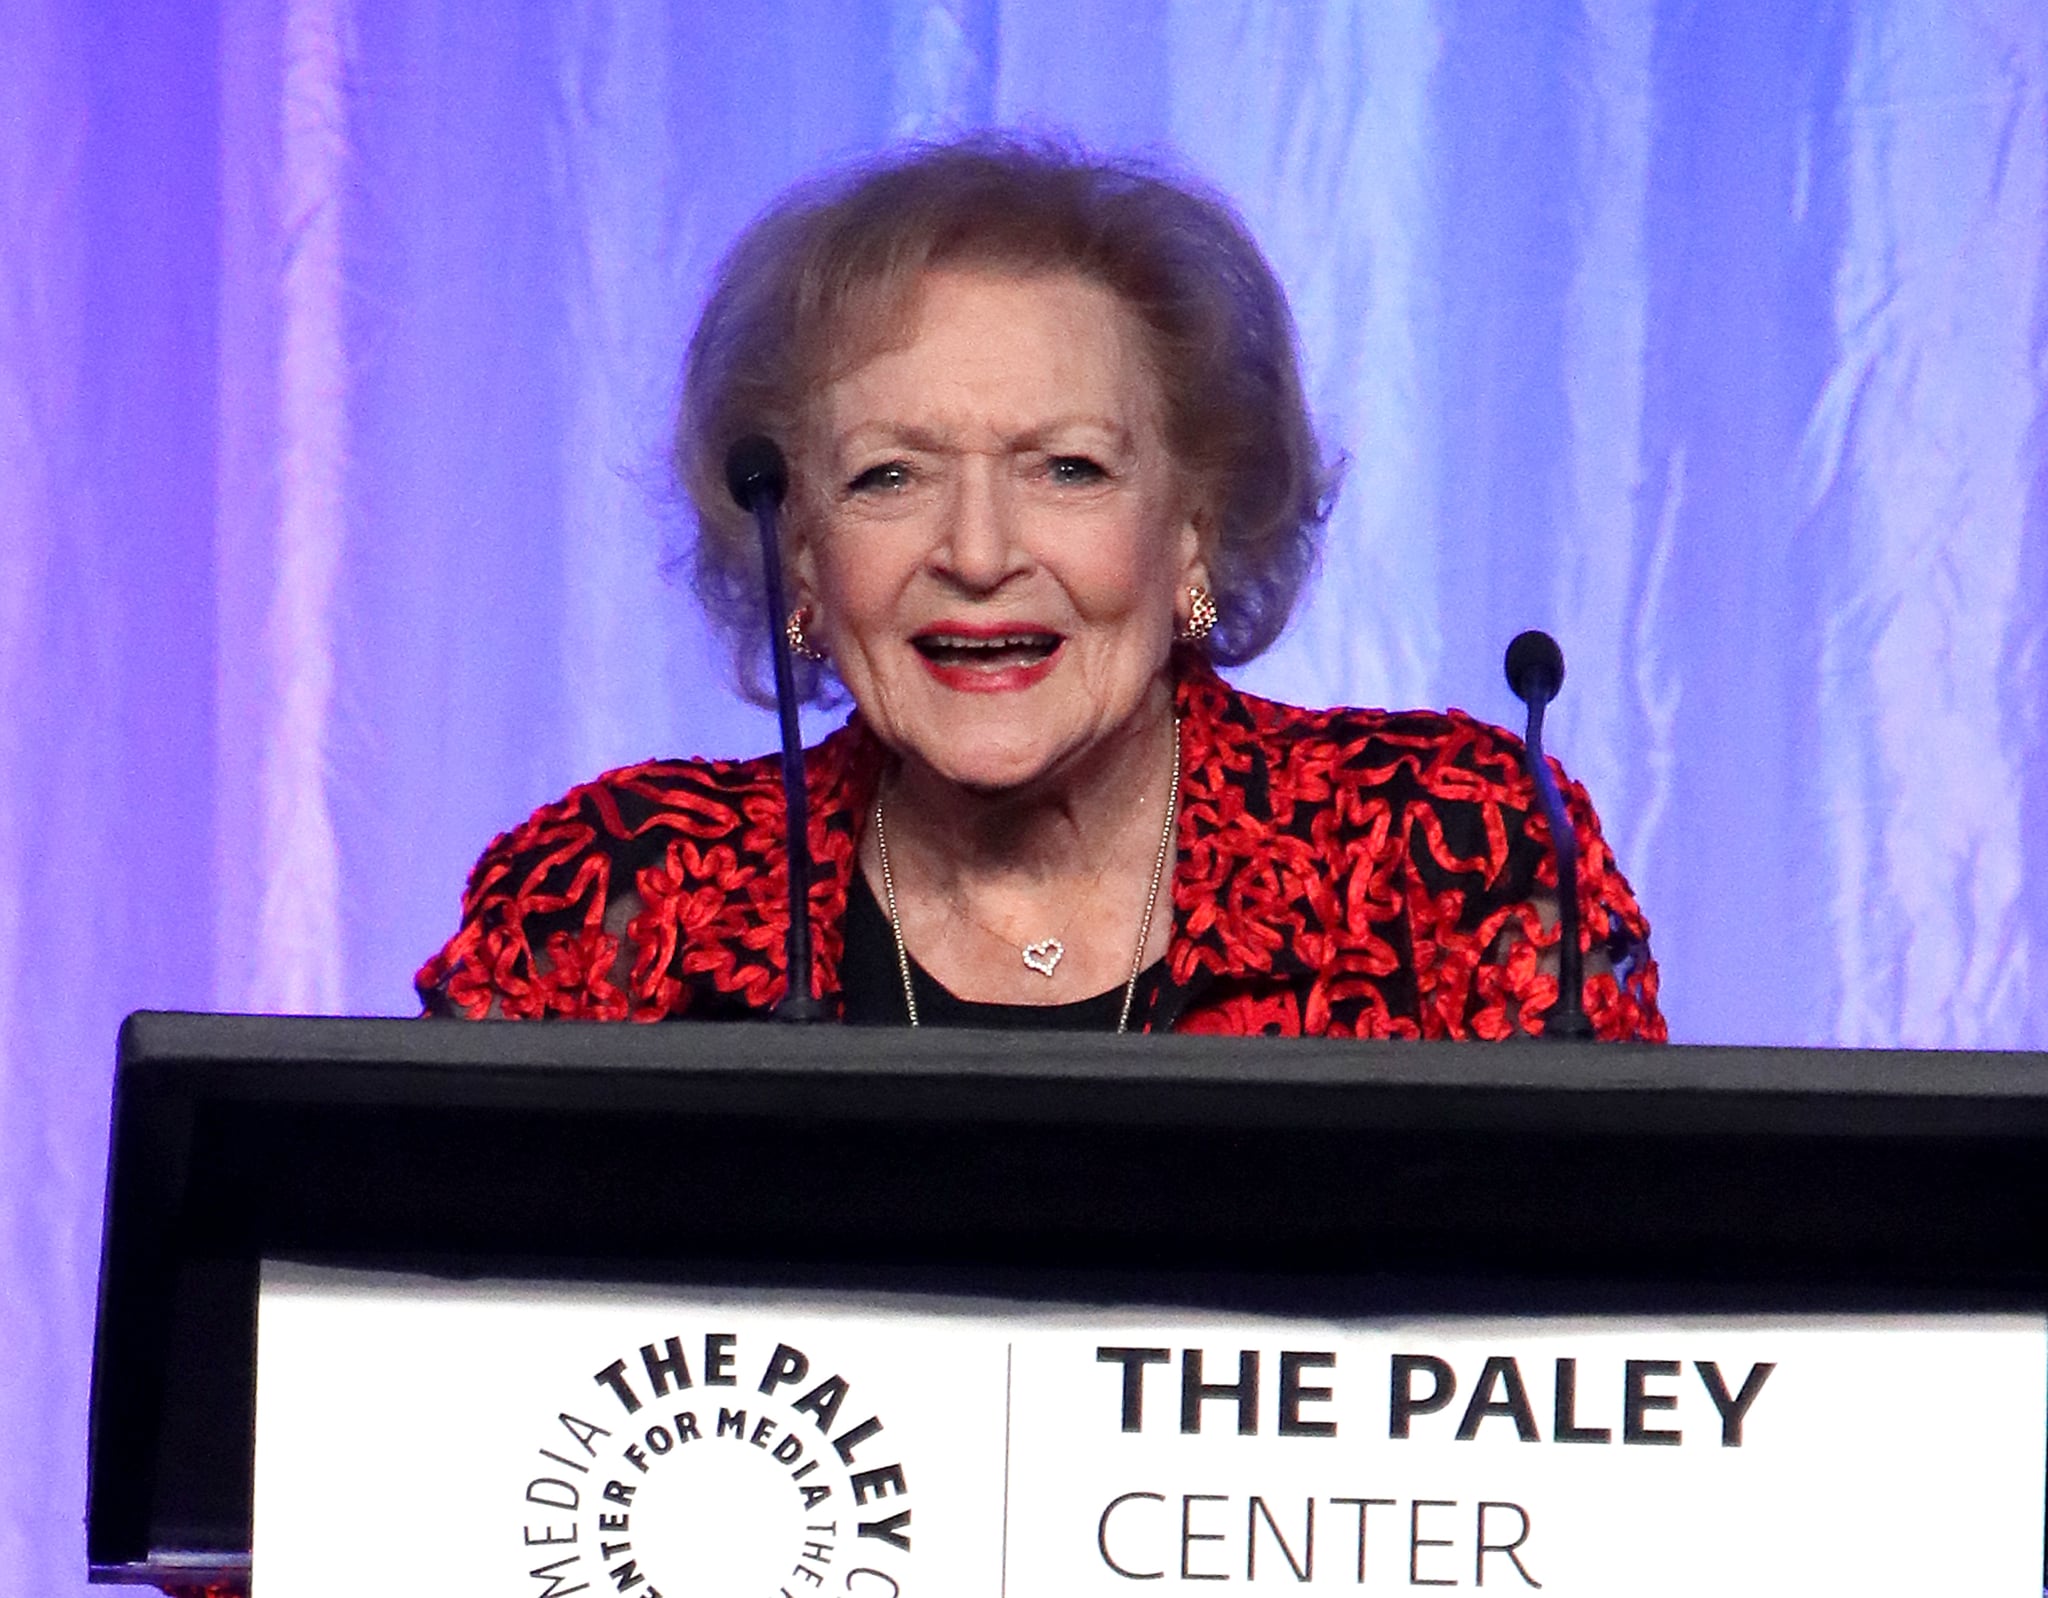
[3,0,2045,1586]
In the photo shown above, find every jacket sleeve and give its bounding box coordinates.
[1400,713,1664,1043]
[414,776,646,1021]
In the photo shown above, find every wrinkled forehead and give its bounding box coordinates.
[799,262,1169,434]
[819,260,1171,391]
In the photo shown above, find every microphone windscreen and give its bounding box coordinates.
[1504,629,1566,704]
[725,434,788,512]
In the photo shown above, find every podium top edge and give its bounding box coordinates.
[114,1009,2048,1104]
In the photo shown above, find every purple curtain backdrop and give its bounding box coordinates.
[4,1,2045,1589]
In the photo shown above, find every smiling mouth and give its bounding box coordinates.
[912,630,1064,669]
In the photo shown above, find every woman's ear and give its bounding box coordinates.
[786,517,822,625]
[1177,502,1214,594]
[786,516,815,595]
[780,527,829,664]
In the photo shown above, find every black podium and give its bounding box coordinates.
[87,1012,2048,1588]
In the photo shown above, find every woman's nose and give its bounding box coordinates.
[933,460,1027,591]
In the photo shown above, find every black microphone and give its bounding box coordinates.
[1504,629,1564,707]
[725,434,788,513]
[727,434,828,1023]
[1503,630,1593,1040]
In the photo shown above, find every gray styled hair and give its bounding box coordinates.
[674,134,1338,704]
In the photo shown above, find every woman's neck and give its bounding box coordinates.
[861,681,1182,1003]
[881,683,1179,893]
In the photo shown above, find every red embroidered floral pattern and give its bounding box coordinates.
[418,662,1664,1042]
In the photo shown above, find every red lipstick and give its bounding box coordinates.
[911,620,1064,694]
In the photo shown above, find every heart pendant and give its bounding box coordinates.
[1021,938,1064,977]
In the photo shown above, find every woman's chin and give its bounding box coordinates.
[883,684,1174,804]
[908,743,1060,798]
[884,714,1094,797]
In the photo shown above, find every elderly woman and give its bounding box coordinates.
[416,138,1663,1041]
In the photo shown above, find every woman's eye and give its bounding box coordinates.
[847,461,911,494]
[1047,455,1108,485]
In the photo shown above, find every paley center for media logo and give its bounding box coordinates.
[518,1328,914,1598]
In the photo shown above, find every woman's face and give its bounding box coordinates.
[796,267,1207,796]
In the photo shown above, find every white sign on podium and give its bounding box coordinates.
[255,1263,2045,1595]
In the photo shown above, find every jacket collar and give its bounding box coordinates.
[1150,659,1317,1028]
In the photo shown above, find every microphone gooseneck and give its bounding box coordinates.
[726,434,828,1023]
[1503,629,1593,1040]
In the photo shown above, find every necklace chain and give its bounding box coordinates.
[893,804,1136,978]
[872,720,1182,1033]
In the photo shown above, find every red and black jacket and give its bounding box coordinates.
[417,662,1664,1041]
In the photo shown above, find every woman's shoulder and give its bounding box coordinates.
[416,754,771,1019]
[441,756,751,922]
[471,751,778,861]
[417,724,871,1019]
[1259,692,1526,753]
[1198,672,1537,798]
[538,743,807,815]
[455,725,869,898]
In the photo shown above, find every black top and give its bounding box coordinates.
[840,870,1166,1029]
